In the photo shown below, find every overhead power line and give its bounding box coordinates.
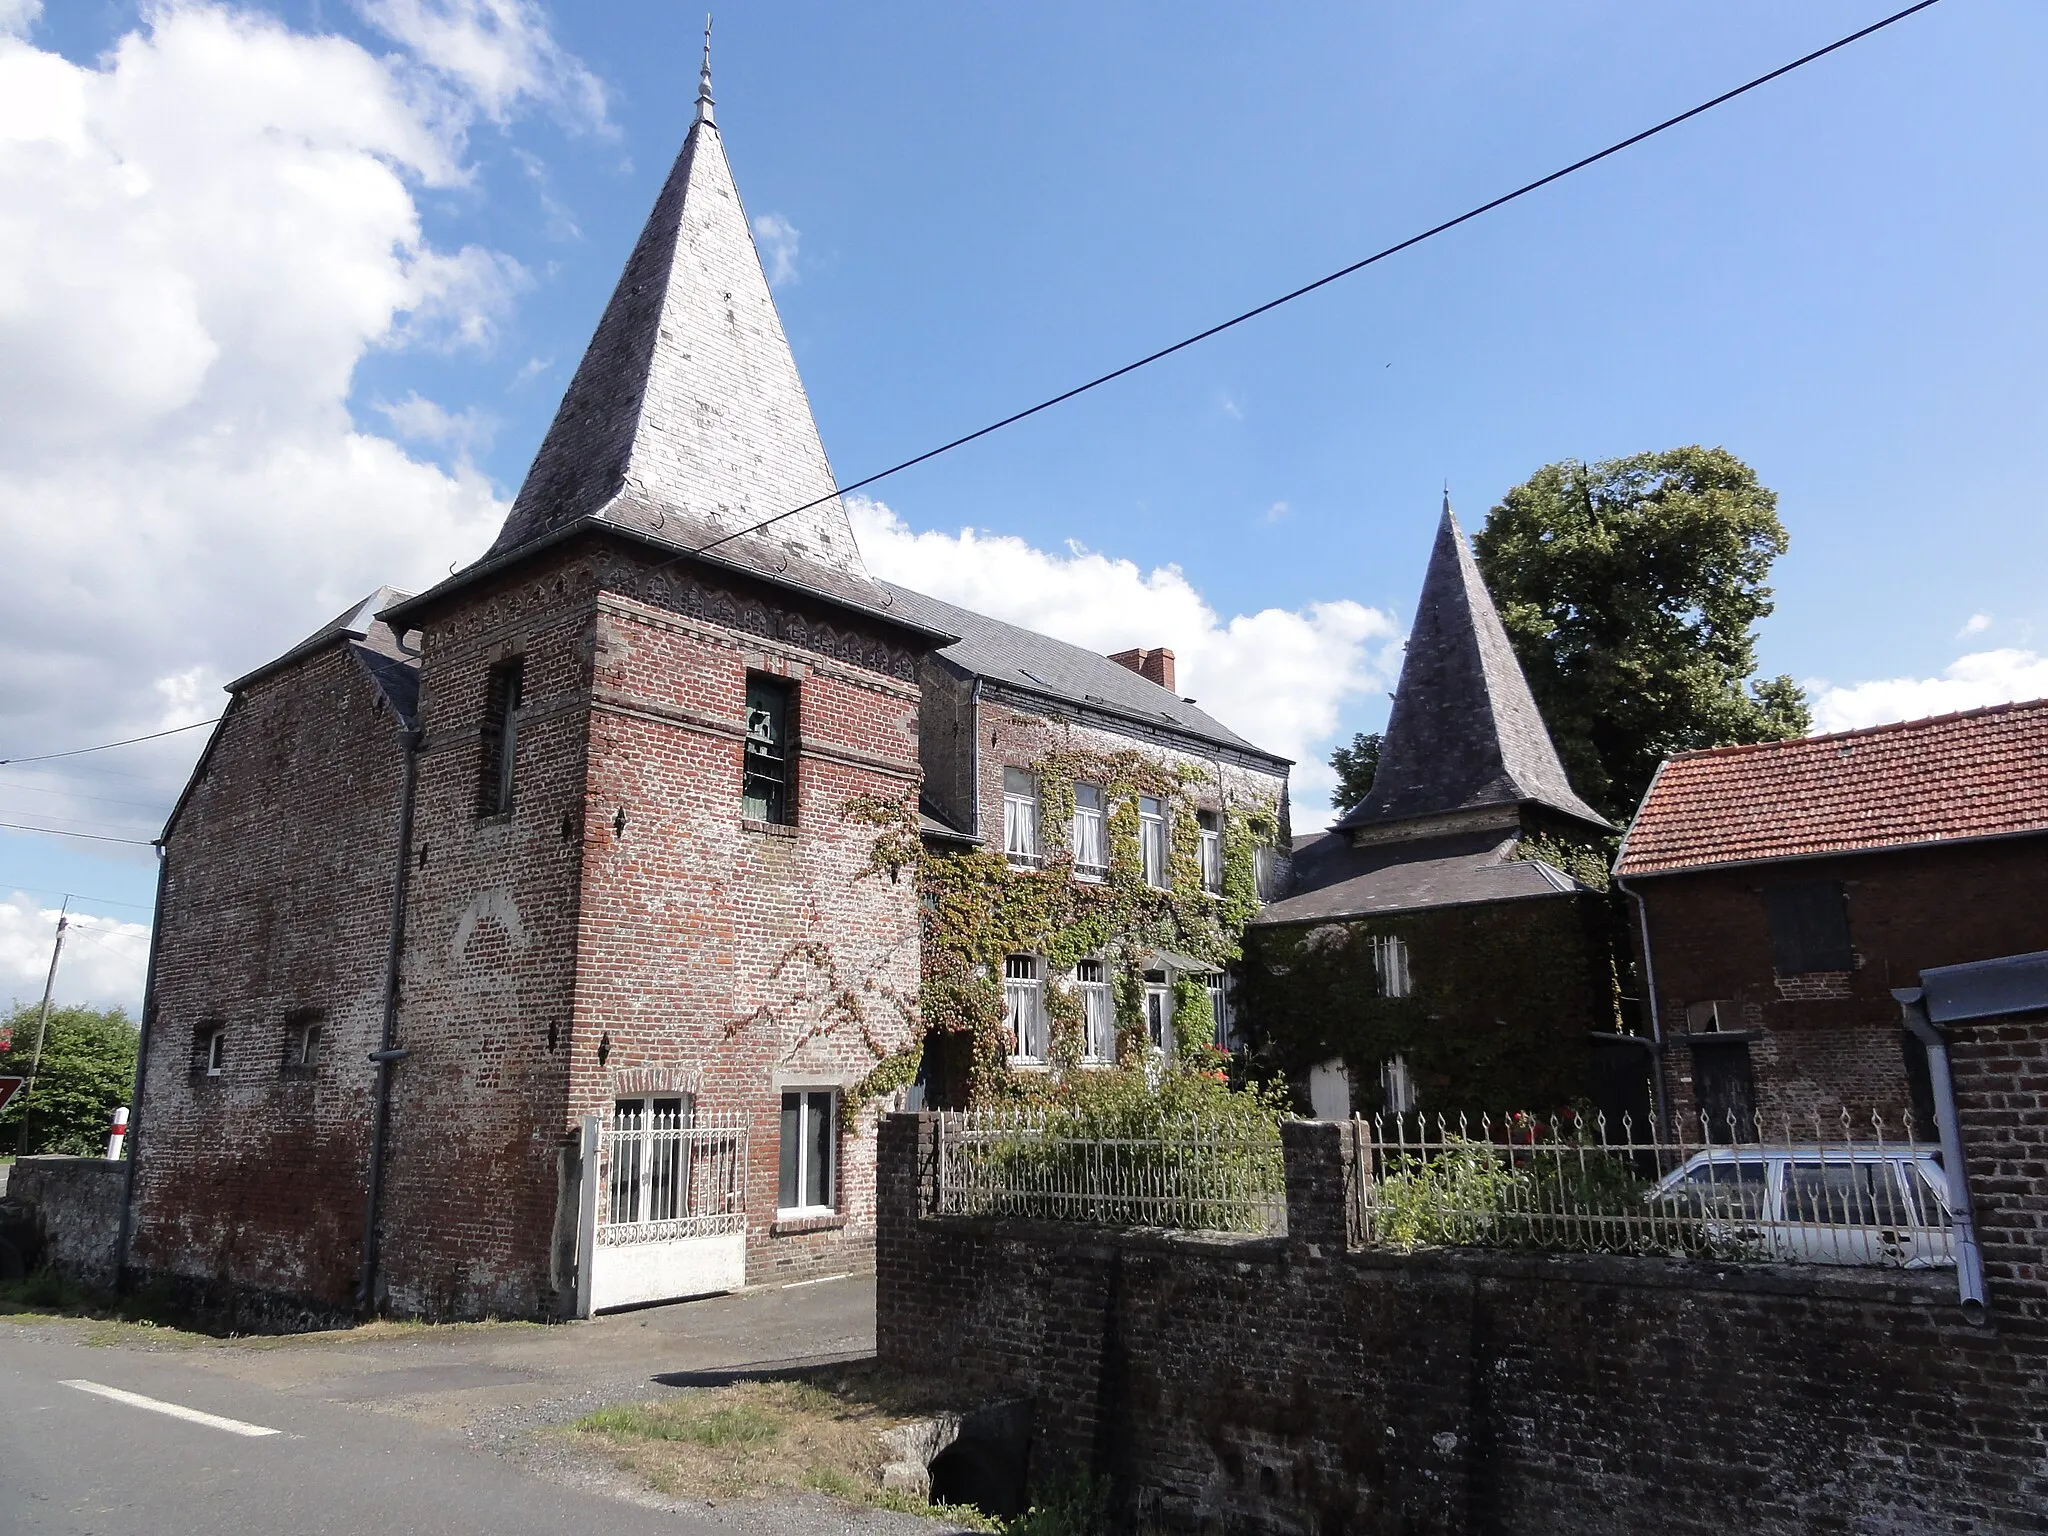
[681,0,1941,564]
[0,716,220,768]
[0,821,157,847]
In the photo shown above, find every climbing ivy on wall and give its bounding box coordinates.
[844,748,1279,1107]
[1237,898,1620,1116]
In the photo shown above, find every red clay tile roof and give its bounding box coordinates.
[1614,698,2048,877]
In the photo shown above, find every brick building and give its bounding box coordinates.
[1242,503,1620,1118]
[126,55,1290,1321]
[1614,698,2048,1136]
[883,590,1291,1102]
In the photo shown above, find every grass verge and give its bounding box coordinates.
[564,1364,1000,1530]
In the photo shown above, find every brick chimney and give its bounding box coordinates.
[1108,647,1176,694]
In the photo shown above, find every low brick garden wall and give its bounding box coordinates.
[876,1018,2048,1534]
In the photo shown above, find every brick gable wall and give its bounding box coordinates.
[1629,836,2048,1127]
[132,642,409,1312]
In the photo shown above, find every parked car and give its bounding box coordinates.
[1649,1144,1954,1268]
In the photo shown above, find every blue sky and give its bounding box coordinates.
[2,0,2044,1009]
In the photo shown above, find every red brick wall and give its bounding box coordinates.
[132,642,408,1310]
[1630,837,2048,1126]
[569,580,925,1285]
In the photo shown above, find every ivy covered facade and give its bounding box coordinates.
[874,586,1293,1109]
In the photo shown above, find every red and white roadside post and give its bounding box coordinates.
[105,1106,129,1161]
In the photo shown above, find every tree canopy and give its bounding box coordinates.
[1328,731,1382,815]
[1472,446,1810,821]
[1,1003,138,1156]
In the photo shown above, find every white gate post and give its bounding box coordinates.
[573,1113,600,1319]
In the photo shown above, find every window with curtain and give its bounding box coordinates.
[1075,959,1115,1063]
[1072,784,1107,876]
[1003,767,1040,866]
[1003,954,1047,1062]
[1139,796,1168,888]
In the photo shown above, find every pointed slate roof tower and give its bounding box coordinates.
[480,30,882,612]
[1336,497,1610,840]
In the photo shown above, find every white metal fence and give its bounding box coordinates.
[598,1107,748,1246]
[1353,1108,1957,1268]
[934,1109,1286,1237]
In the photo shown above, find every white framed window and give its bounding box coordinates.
[609,1095,695,1225]
[778,1090,837,1214]
[1253,845,1278,902]
[200,1023,227,1077]
[1072,784,1107,878]
[1003,767,1040,867]
[1206,972,1238,1053]
[1075,959,1115,1064]
[1381,1055,1418,1116]
[1143,972,1172,1053]
[1004,954,1048,1063]
[1139,796,1168,888]
[1371,934,1412,999]
[1197,810,1223,894]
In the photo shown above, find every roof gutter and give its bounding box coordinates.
[1616,822,2048,883]
[1890,987,1987,1320]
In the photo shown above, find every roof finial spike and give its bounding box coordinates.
[1442,481,1452,519]
[695,14,715,126]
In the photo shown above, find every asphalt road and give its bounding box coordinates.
[0,1277,916,1536]
[0,1326,733,1536]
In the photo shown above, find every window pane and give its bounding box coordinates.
[779,1092,801,1209]
[1003,769,1038,861]
[610,1099,645,1224]
[1784,1161,1905,1226]
[805,1092,834,1208]
[1073,785,1106,870]
[745,678,792,823]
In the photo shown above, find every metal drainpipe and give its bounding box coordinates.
[113,843,172,1291]
[967,677,983,841]
[1893,988,1987,1319]
[1615,876,1670,1133]
[357,725,423,1316]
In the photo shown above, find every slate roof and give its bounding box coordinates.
[877,582,1288,765]
[475,68,883,614]
[1251,829,1583,925]
[1334,507,1609,836]
[227,587,421,728]
[1614,697,2048,878]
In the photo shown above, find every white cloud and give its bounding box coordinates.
[847,499,1400,833]
[375,391,496,453]
[0,895,152,1015]
[752,212,799,287]
[1958,613,1991,638]
[0,5,519,846]
[1263,500,1290,523]
[0,0,38,40]
[357,0,607,131]
[1810,649,2048,733]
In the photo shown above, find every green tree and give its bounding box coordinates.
[0,1003,138,1156]
[1328,731,1382,814]
[1473,446,1811,821]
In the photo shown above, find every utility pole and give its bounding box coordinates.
[15,898,68,1156]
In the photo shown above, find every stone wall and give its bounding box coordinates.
[9,1157,126,1288]
[876,1014,2048,1533]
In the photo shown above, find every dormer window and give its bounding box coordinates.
[1003,768,1040,867]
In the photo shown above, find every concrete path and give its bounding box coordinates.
[1,1276,963,1535]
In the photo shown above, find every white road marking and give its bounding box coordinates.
[61,1379,282,1438]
